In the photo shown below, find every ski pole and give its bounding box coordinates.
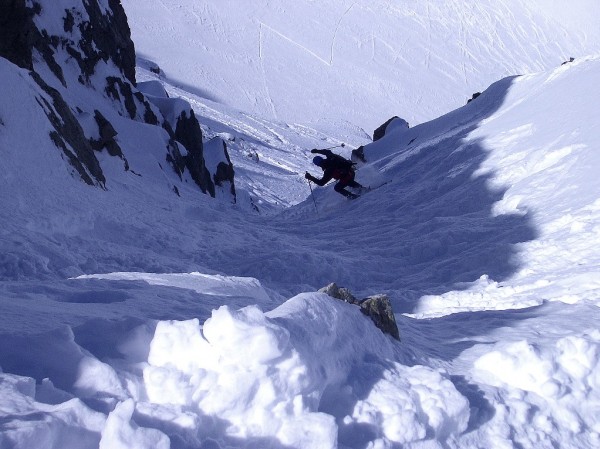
[307,179,318,214]
[319,143,345,151]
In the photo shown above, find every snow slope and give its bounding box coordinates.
[122,0,600,129]
[2,3,600,449]
[3,48,600,448]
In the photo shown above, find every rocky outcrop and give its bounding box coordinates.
[467,92,481,104]
[373,116,409,142]
[137,80,224,197]
[174,110,215,196]
[32,72,105,187]
[319,283,401,341]
[0,0,221,197]
[203,137,236,201]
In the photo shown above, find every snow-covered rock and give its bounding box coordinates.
[0,0,220,196]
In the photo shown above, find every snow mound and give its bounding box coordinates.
[351,364,469,445]
[140,293,468,448]
[474,329,600,446]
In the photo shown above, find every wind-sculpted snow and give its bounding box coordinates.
[0,292,470,449]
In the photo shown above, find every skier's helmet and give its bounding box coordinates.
[312,156,324,167]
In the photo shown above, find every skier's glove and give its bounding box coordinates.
[304,172,311,179]
[310,149,318,153]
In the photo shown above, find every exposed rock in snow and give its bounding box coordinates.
[319,283,400,340]
[0,0,219,197]
[31,71,106,187]
[204,137,236,201]
[0,0,35,70]
[373,116,410,142]
[173,109,214,196]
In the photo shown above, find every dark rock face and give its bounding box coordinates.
[351,145,366,163]
[83,0,136,84]
[91,110,127,170]
[31,72,105,187]
[174,110,215,196]
[561,57,575,66]
[1,0,134,87]
[166,139,187,179]
[35,0,136,85]
[373,116,399,142]
[319,283,401,341]
[0,0,34,70]
[140,85,224,197]
[105,76,137,119]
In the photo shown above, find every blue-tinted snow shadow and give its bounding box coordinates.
[134,410,297,449]
[398,304,547,362]
[393,303,551,433]
[0,277,258,389]
[249,76,538,314]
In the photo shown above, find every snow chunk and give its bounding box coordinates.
[141,292,468,447]
[144,302,337,448]
[474,330,600,437]
[351,364,469,445]
[99,399,170,449]
[0,373,105,449]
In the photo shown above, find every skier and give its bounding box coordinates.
[305,149,365,199]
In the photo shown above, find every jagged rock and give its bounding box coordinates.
[174,110,215,196]
[31,72,105,187]
[105,77,137,119]
[319,283,358,304]
[2,0,221,199]
[0,2,66,85]
[91,110,127,169]
[561,57,575,66]
[319,283,401,341]
[373,116,409,142]
[60,0,136,84]
[166,139,186,179]
[138,79,219,197]
[359,294,401,341]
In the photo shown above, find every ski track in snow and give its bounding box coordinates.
[259,21,331,66]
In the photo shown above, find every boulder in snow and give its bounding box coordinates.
[319,283,400,340]
[373,116,409,142]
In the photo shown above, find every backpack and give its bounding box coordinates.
[328,153,356,171]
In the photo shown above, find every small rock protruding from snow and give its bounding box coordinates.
[372,116,409,142]
[467,91,482,103]
[319,283,400,341]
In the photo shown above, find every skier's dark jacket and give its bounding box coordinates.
[307,149,355,185]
